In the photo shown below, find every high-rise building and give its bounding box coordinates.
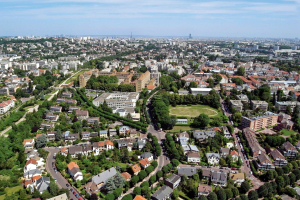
[79,74,87,88]
[136,71,150,92]
[189,34,192,39]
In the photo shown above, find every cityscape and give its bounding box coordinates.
[1,1,300,200]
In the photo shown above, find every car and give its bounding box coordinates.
[66,184,69,187]
[73,191,76,195]
[79,198,82,200]
[70,188,73,192]
[75,194,79,198]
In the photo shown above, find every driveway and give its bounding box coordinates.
[45,148,85,200]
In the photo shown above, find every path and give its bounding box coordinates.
[0,90,58,137]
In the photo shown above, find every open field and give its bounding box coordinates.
[169,105,220,118]
[168,126,196,133]
[0,186,23,200]
[65,70,88,84]
[281,129,296,136]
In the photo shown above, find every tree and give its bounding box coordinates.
[114,172,126,188]
[19,189,26,200]
[199,195,208,200]
[276,176,285,188]
[122,194,133,200]
[49,181,59,196]
[232,187,239,197]
[207,192,218,200]
[149,175,156,185]
[131,176,139,186]
[240,194,248,200]
[172,188,179,200]
[171,159,180,167]
[193,113,210,128]
[241,181,250,193]
[216,189,226,200]
[224,189,233,199]
[157,171,163,179]
[55,129,62,141]
[248,191,258,200]
[133,187,141,195]
[189,81,198,89]
[236,67,245,76]
[258,185,268,197]
[289,173,296,185]
[105,193,115,200]
[138,170,147,180]
[105,177,116,192]
[36,134,47,148]
[152,161,158,168]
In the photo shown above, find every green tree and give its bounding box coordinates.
[157,171,163,179]
[216,189,226,200]
[276,176,285,188]
[199,195,208,200]
[138,170,147,180]
[232,187,239,197]
[193,113,210,128]
[133,187,141,195]
[248,191,258,200]
[114,172,126,188]
[105,177,116,192]
[207,192,218,200]
[105,193,115,200]
[36,134,47,148]
[236,67,245,76]
[258,185,268,197]
[149,175,156,185]
[122,194,133,200]
[241,181,250,193]
[171,159,180,167]
[224,189,233,199]
[172,188,179,200]
[113,188,122,198]
[131,176,139,186]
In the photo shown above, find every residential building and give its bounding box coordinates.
[197,185,212,197]
[40,123,53,130]
[47,132,56,141]
[230,150,239,161]
[131,164,141,175]
[206,153,220,165]
[230,173,245,186]
[119,126,130,134]
[93,92,139,109]
[23,139,35,149]
[45,114,58,122]
[121,172,132,181]
[67,162,83,181]
[76,110,89,119]
[256,153,275,170]
[187,152,200,163]
[241,112,278,131]
[190,88,212,95]
[140,152,154,162]
[46,193,68,200]
[139,158,150,169]
[165,174,181,189]
[136,71,150,92]
[69,106,80,113]
[270,149,288,167]
[230,100,243,112]
[99,130,108,138]
[151,185,173,200]
[177,167,197,177]
[211,171,227,186]
[87,117,100,124]
[275,101,300,112]
[282,142,298,157]
[35,177,50,194]
[220,148,230,158]
[84,167,117,194]
[251,100,268,111]
[0,100,15,114]
[49,106,62,112]
[243,128,265,157]
[193,130,216,141]
[81,132,90,140]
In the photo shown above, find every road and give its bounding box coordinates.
[45,148,85,200]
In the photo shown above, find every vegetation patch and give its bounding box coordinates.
[169,105,220,118]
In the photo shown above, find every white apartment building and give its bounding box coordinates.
[93,92,140,109]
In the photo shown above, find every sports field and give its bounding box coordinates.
[169,105,220,118]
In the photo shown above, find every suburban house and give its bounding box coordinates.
[139,158,151,169]
[176,132,189,144]
[152,185,173,200]
[165,174,181,189]
[76,110,89,119]
[35,176,50,194]
[187,152,200,163]
[60,147,68,156]
[99,130,108,138]
[140,152,154,162]
[211,171,227,186]
[131,164,141,175]
[282,142,298,157]
[23,139,35,149]
[47,193,68,200]
[50,106,62,112]
[84,167,117,195]
[0,100,15,114]
[69,146,84,158]
[69,106,81,113]
[47,132,56,141]
[62,92,72,98]
[193,130,216,141]
[270,149,288,167]
[67,162,83,182]
[121,172,132,181]
[243,128,265,157]
[40,122,53,130]
[23,169,42,180]
[177,167,198,177]
[230,150,239,161]
[138,139,147,151]
[197,185,212,197]
[92,140,114,155]
[45,114,59,122]
[256,153,275,170]
[134,196,147,200]
[109,129,117,136]
[206,153,220,165]
[119,126,130,135]
[220,148,230,158]
[87,117,100,124]
[64,131,79,143]
[81,132,91,140]
[230,173,245,186]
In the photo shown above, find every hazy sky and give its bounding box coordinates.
[1,0,300,38]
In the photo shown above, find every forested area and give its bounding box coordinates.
[86,74,135,92]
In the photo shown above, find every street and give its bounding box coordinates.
[45,148,85,200]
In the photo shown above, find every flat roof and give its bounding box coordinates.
[190,88,212,91]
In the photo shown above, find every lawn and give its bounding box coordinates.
[65,70,88,84]
[169,105,221,118]
[0,185,23,200]
[168,126,196,133]
[281,129,296,136]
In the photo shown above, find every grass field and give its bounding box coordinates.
[168,126,196,133]
[169,105,220,118]
[281,129,296,136]
[65,70,88,84]
[0,186,23,200]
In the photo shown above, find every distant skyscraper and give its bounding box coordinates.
[189,34,192,39]
[273,46,280,51]
[130,32,132,40]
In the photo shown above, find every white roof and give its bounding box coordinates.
[190,88,212,91]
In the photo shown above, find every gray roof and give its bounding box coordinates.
[36,177,50,192]
[23,169,42,177]
[211,171,227,183]
[152,185,173,200]
[189,145,199,152]
[206,153,220,159]
[177,167,197,177]
[141,152,153,159]
[193,130,215,140]
[165,174,181,184]
[99,130,108,134]
[91,167,117,187]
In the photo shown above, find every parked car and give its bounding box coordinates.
[75,194,79,198]
[66,184,69,187]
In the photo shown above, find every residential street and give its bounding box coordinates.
[45,147,85,200]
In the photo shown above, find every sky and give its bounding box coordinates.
[1,0,300,38]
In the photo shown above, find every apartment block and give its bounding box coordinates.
[275,101,300,112]
[243,127,265,157]
[251,100,268,111]
[136,71,150,92]
[230,100,243,112]
[241,112,278,131]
